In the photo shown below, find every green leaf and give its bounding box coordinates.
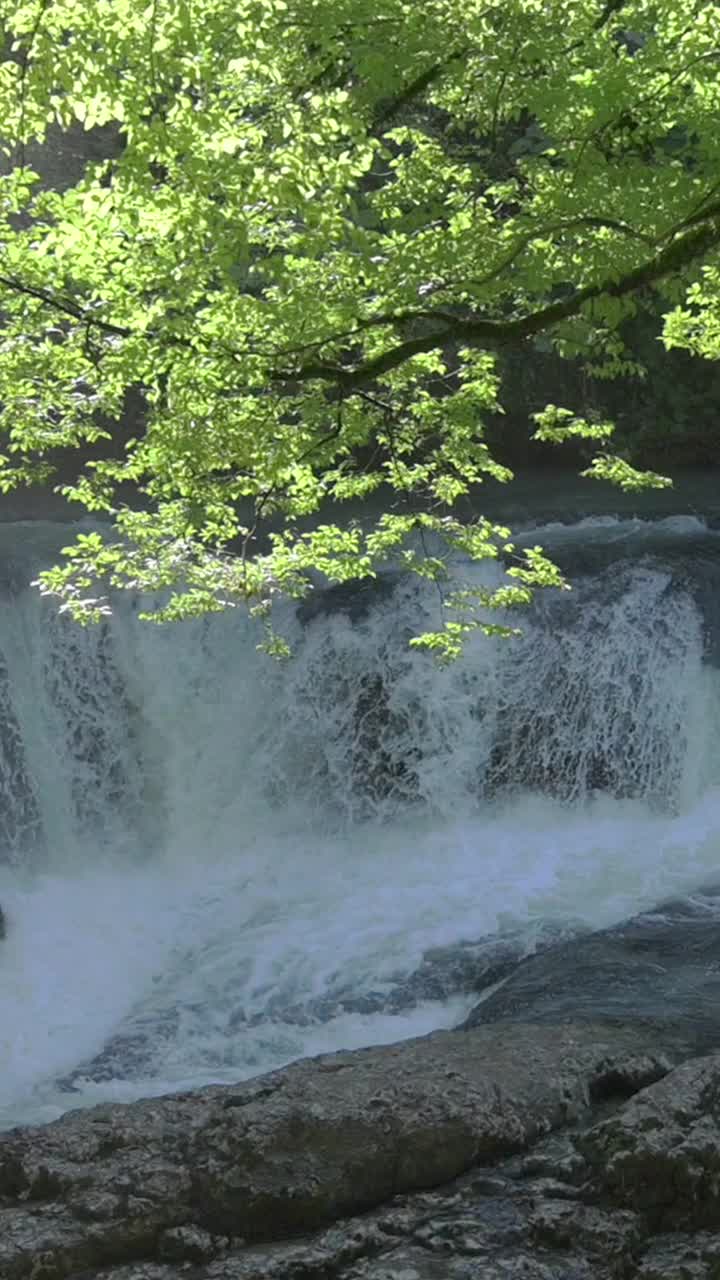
[0,0,709,656]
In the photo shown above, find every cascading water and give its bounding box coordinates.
[2,513,720,1129]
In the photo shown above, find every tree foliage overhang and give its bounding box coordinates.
[0,0,718,655]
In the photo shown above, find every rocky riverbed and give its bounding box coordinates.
[7,889,720,1278]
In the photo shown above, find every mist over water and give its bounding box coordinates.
[1,515,720,1128]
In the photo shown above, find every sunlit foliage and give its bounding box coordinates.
[0,0,718,652]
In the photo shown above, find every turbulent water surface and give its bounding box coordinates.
[1,514,720,1128]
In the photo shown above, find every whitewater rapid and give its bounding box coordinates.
[1,515,720,1128]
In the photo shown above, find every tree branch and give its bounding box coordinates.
[456,215,657,292]
[372,49,466,132]
[288,217,720,390]
[0,274,135,338]
[593,0,627,33]
[4,215,719,401]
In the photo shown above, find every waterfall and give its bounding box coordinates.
[1,514,720,1127]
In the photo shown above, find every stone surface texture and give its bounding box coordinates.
[2,1018,718,1279]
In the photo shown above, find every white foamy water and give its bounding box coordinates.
[0,516,719,1128]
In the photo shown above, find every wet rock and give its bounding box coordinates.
[505,1130,589,1187]
[634,1234,720,1279]
[182,1148,636,1280]
[64,922,573,1088]
[157,1224,220,1263]
[296,574,402,625]
[579,1052,720,1230]
[344,1246,598,1279]
[464,889,720,1053]
[527,1199,642,1260]
[287,925,569,1024]
[184,1025,632,1240]
[385,923,576,1012]
[0,1021,683,1279]
[74,1269,181,1280]
[57,1009,182,1090]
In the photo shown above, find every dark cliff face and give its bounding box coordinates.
[0,121,124,196]
[487,310,720,474]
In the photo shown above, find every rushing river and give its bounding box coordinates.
[1,512,720,1128]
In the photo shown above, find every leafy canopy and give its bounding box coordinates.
[0,0,718,654]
